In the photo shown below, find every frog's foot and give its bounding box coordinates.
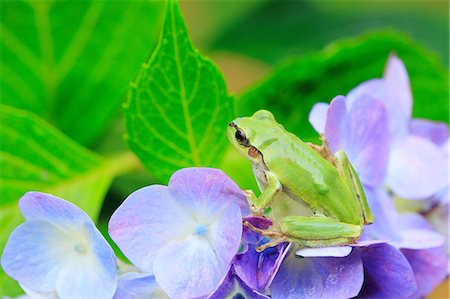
[243,220,283,238]
[255,236,289,252]
[243,190,265,216]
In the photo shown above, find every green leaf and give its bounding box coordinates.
[212,0,448,65]
[125,0,233,182]
[0,105,139,296]
[1,0,164,145]
[238,31,449,143]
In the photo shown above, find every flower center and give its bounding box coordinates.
[194,224,208,236]
[73,243,87,254]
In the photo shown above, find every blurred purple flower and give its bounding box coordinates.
[308,55,448,297]
[109,168,247,298]
[310,55,449,200]
[1,192,117,298]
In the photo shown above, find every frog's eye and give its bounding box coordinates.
[235,130,249,146]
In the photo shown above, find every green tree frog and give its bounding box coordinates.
[227,110,374,251]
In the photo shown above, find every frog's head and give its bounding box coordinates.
[227,110,281,163]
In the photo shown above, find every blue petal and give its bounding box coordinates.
[19,192,93,227]
[1,222,67,293]
[113,272,168,299]
[56,223,117,298]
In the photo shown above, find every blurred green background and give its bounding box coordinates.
[0,0,448,296]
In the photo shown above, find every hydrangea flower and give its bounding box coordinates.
[310,54,449,200]
[1,192,117,298]
[307,55,448,298]
[109,168,248,298]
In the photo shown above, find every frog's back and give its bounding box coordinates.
[261,132,361,224]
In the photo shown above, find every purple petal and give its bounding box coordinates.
[295,246,352,258]
[410,119,449,146]
[358,243,417,298]
[113,273,168,299]
[169,167,250,217]
[234,217,289,292]
[324,96,347,153]
[344,96,389,186]
[19,192,93,227]
[109,185,196,272]
[308,102,329,133]
[401,246,447,298]
[271,248,363,299]
[386,135,448,199]
[382,54,413,138]
[234,235,290,292]
[208,267,270,299]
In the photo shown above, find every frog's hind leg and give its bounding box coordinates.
[279,216,362,247]
[334,150,374,224]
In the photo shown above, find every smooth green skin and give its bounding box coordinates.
[227,110,374,248]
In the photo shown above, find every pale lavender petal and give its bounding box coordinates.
[208,204,243,272]
[208,267,269,299]
[383,54,413,138]
[410,119,449,146]
[169,167,250,218]
[324,96,347,153]
[394,229,444,250]
[271,248,363,299]
[402,246,447,298]
[394,213,445,250]
[295,246,352,258]
[362,187,402,243]
[153,238,227,298]
[56,223,117,298]
[113,273,168,299]
[109,185,196,272]
[19,192,92,227]
[20,285,58,298]
[308,102,329,133]
[386,135,448,199]
[358,243,417,298]
[346,79,386,108]
[1,222,67,293]
[344,96,389,186]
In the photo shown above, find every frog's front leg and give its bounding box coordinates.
[245,171,281,216]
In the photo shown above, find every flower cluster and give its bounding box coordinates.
[1,55,448,298]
